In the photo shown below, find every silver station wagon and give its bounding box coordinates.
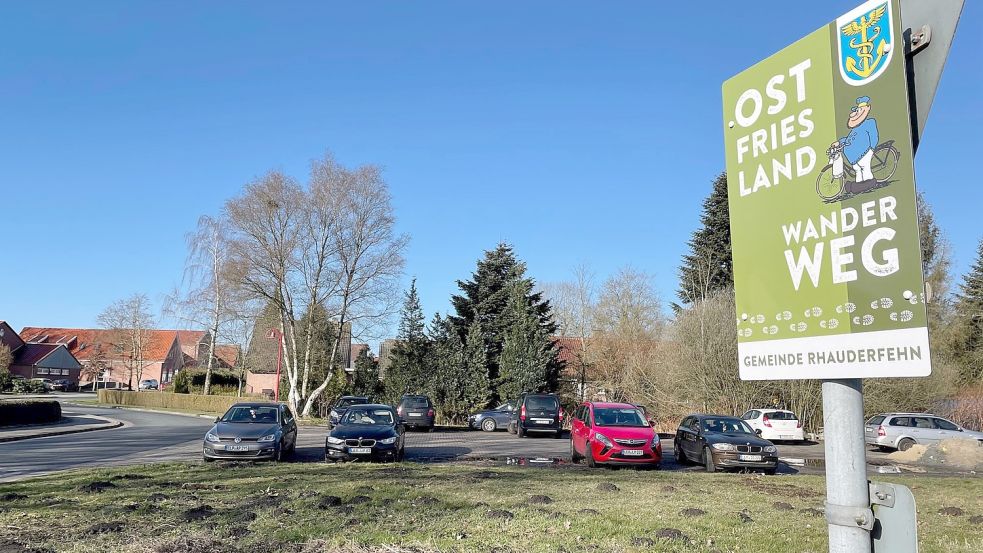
[865,412,983,451]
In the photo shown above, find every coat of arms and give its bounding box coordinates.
[836,0,894,86]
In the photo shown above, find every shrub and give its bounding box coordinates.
[172,368,241,395]
[0,399,62,426]
[12,379,48,394]
[0,370,12,392]
[97,390,259,414]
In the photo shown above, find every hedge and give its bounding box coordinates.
[97,390,255,414]
[0,399,62,426]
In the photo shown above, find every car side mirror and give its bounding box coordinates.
[648,419,656,428]
[755,429,763,437]
[214,416,221,423]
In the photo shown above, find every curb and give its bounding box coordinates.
[86,404,218,420]
[0,417,124,443]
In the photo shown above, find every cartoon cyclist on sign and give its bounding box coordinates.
[837,96,879,189]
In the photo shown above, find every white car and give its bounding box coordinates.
[740,409,805,442]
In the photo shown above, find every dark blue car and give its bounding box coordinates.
[468,402,515,432]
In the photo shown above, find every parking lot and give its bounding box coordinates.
[289,425,875,474]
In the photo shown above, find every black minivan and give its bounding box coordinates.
[508,393,564,438]
[397,394,435,430]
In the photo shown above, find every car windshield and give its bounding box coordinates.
[765,411,798,420]
[702,418,754,434]
[525,396,558,410]
[222,406,279,424]
[342,408,395,426]
[593,408,647,427]
[401,397,430,408]
[336,397,368,409]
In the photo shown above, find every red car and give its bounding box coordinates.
[569,402,662,468]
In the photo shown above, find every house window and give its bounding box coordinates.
[38,368,49,375]
[62,369,71,376]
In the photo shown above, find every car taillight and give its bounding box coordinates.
[428,409,435,418]
[559,408,565,421]
[520,405,526,421]
[763,415,772,427]
[796,420,802,428]
[877,426,886,437]
[397,406,403,415]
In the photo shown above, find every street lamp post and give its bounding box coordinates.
[267,329,284,402]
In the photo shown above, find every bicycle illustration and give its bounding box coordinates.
[815,140,899,201]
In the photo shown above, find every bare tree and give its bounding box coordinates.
[542,264,597,400]
[226,155,407,418]
[165,215,243,395]
[98,293,156,390]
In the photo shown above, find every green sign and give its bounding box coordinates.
[723,0,930,380]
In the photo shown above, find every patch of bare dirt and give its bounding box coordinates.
[78,481,116,493]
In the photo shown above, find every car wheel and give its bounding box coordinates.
[517,425,525,438]
[481,419,496,432]
[585,444,597,468]
[703,447,716,473]
[674,441,687,464]
[897,438,916,452]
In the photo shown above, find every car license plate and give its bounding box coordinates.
[409,413,422,417]
[622,449,644,456]
[739,454,762,462]
[349,447,372,454]
[226,445,248,452]
[533,418,552,424]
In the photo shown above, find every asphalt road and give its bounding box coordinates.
[0,404,212,481]
[2,404,901,481]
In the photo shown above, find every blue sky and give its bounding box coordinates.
[2,1,981,348]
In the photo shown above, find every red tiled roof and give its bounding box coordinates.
[19,327,186,362]
[351,343,369,363]
[176,330,207,356]
[213,344,241,368]
[11,343,59,366]
[552,336,588,366]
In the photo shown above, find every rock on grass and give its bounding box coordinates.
[772,502,794,511]
[528,495,553,505]
[596,483,619,492]
[969,515,983,524]
[680,508,706,517]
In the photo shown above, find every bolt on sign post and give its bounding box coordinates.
[721,0,961,551]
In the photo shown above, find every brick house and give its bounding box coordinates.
[20,327,188,389]
[1,321,82,383]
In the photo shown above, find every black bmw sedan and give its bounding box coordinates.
[325,404,405,462]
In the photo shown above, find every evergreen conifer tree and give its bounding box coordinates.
[385,279,430,400]
[954,237,983,380]
[351,348,383,398]
[449,243,557,400]
[462,320,492,412]
[497,285,559,402]
[677,173,733,306]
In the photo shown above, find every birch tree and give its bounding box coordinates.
[98,293,156,390]
[226,155,406,418]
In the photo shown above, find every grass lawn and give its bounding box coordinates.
[0,462,980,553]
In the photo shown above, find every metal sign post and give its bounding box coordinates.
[721,1,964,551]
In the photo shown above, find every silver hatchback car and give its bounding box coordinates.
[865,413,983,451]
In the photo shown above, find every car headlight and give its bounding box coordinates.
[330,410,339,419]
[379,436,398,445]
[594,433,613,448]
[711,443,736,451]
[326,436,344,445]
[764,445,778,453]
[205,432,220,443]
[258,433,277,443]
[651,434,661,447]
